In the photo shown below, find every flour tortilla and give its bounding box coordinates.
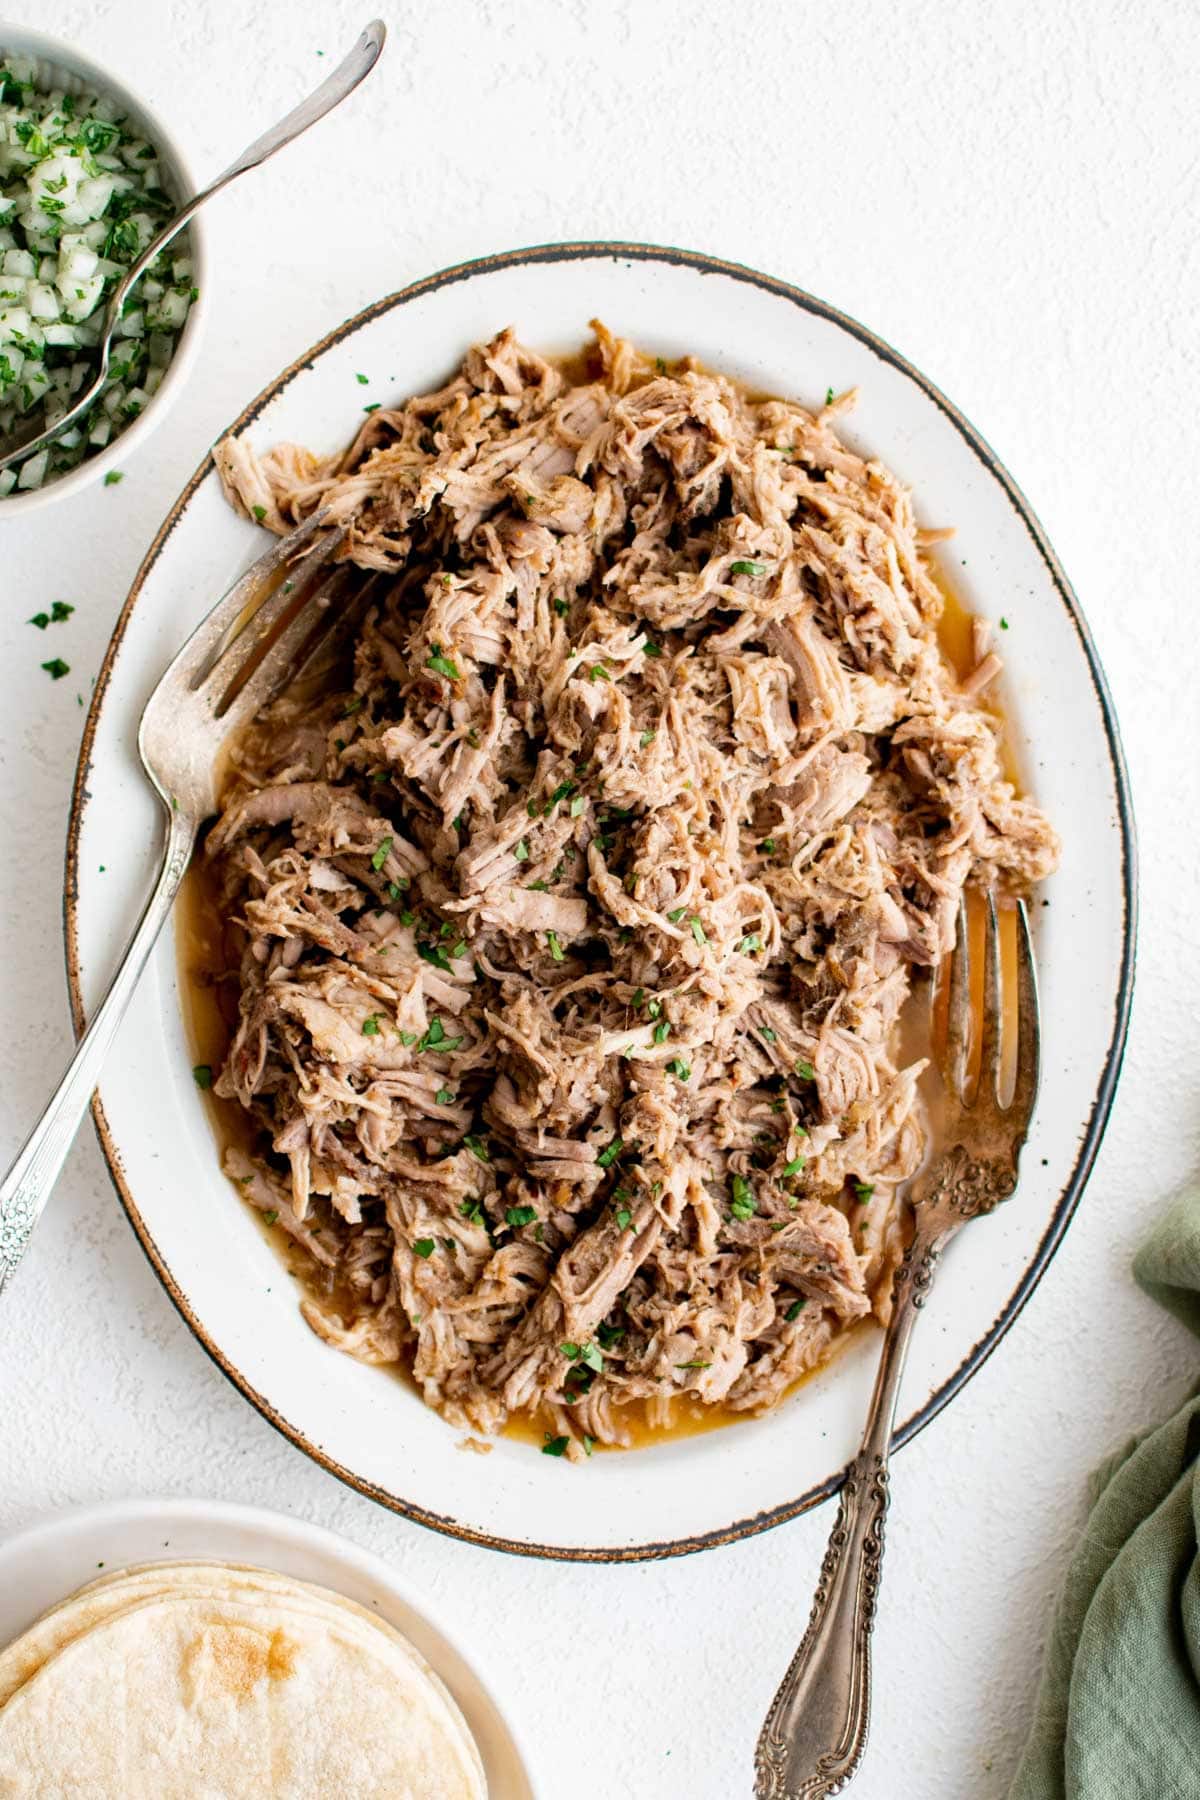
[0,1577,486,1797]
[0,1562,449,1711]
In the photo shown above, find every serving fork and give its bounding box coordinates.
[754,893,1041,1798]
[0,513,359,1296]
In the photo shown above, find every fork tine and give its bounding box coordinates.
[214,567,360,735]
[942,894,971,1100]
[1009,899,1041,1125]
[197,521,349,698]
[977,891,1003,1101]
[166,509,331,693]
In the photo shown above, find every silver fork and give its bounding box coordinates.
[754,893,1041,1799]
[0,513,357,1296]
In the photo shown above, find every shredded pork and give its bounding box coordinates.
[203,324,1059,1459]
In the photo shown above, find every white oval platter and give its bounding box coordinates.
[65,244,1135,1559]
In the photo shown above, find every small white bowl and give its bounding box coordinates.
[0,24,207,515]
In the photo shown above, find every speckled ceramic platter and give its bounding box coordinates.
[64,244,1135,1560]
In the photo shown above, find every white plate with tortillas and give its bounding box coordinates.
[0,1497,537,1798]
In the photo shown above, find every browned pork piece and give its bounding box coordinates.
[204,322,1058,1458]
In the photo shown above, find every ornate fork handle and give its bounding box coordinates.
[757,891,1039,1795]
[0,807,196,1296]
[754,1223,949,1799]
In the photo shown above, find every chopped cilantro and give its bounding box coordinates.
[546,930,565,962]
[729,559,767,577]
[666,906,687,923]
[356,372,369,384]
[596,1322,625,1348]
[795,1060,816,1081]
[825,386,835,406]
[643,640,663,657]
[639,729,657,747]
[737,934,763,954]
[545,779,576,813]
[361,1015,381,1037]
[412,1238,436,1259]
[41,658,70,679]
[371,836,393,871]
[263,1210,279,1226]
[542,1435,570,1457]
[463,1134,490,1162]
[690,918,707,946]
[785,1298,807,1322]
[28,612,49,630]
[653,1019,671,1045]
[426,645,461,680]
[514,839,529,861]
[853,1181,875,1205]
[1000,616,1010,631]
[614,1207,633,1231]
[191,1064,213,1090]
[251,504,267,522]
[596,1137,623,1169]
[760,838,776,854]
[666,1058,691,1081]
[676,1359,711,1370]
[782,1155,806,1178]
[506,1204,537,1229]
[730,1175,757,1220]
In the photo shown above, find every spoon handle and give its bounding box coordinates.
[0,806,196,1297]
[190,21,385,204]
[114,22,387,312]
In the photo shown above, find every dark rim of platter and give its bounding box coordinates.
[64,240,1138,1563]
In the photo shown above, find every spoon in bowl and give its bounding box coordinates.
[0,19,386,473]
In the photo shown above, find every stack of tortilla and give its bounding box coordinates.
[0,1559,486,1796]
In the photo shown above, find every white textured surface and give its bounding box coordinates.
[0,3,1195,1796]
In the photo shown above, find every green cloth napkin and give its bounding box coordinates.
[1010,1188,1200,1799]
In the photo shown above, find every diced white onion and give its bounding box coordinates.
[28,281,59,321]
[16,447,48,488]
[0,52,197,495]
